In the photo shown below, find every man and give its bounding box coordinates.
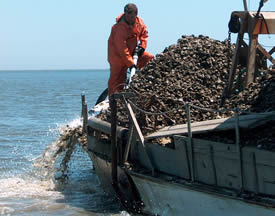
[107,3,154,96]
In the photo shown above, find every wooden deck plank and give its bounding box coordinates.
[145,112,275,140]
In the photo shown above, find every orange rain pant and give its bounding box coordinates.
[108,52,154,96]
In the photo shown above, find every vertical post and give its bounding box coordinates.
[81,94,86,117]
[210,145,217,186]
[81,94,88,133]
[243,0,248,11]
[246,34,258,86]
[110,94,118,184]
[82,103,88,133]
[234,108,243,191]
[124,98,155,176]
[183,141,191,180]
[252,152,259,194]
[225,30,245,98]
[123,97,136,164]
[123,124,134,164]
[186,102,195,182]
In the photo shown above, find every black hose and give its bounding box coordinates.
[256,0,264,18]
[95,88,108,105]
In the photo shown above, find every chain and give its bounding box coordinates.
[227,31,232,73]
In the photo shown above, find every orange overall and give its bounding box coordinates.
[108,14,154,95]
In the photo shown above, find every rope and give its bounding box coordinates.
[128,99,179,116]
[124,91,275,118]
[189,103,233,114]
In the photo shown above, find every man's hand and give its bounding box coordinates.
[137,46,145,57]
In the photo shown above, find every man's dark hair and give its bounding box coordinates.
[124,3,138,14]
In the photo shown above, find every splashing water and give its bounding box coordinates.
[0,70,131,215]
[0,117,130,216]
[33,117,88,184]
[0,177,62,199]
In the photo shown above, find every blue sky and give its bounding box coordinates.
[0,0,274,70]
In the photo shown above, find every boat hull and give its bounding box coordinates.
[86,115,275,215]
[130,173,275,216]
[87,148,275,216]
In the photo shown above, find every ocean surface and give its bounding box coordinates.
[0,70,130,216]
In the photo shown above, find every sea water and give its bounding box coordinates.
[0,70,130,216]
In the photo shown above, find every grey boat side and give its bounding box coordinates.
[86,112,275,215]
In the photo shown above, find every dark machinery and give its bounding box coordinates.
[221,0,275,105]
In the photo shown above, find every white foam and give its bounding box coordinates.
[89,100,109,117]
[57,117,82,133]
[0,177,63,199]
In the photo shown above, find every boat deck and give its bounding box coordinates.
[145,112,275,140]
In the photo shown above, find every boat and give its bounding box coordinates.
[84,100,275,215]
[82,4,275,216]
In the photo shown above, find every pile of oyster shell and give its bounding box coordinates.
[98,35,274,145]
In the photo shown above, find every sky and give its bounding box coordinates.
[0,0,274,70]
